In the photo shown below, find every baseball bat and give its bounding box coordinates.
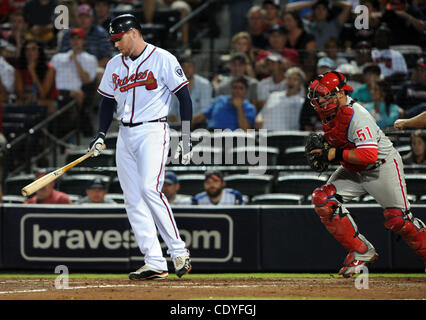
[21,144,106,197]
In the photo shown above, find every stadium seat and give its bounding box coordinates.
[404,174,426,197]
[224,174,274,197]
[390,45,422,69]
[265,131,310,164]
[68,194,81,203]
[212,130,257,152]
[190,145,223,166]
[4,174,35,195]
[65,149,115,167]
[250,193,304,205]
[362,194,416,203]
[396,145,411,157]
[225,146,279,166]
[176,174,205,195]
[274,173,329,197]
[280,146,309,166]
[2,195,26,203]
[57,174,111,196]
[105,193,125,204]
[109,177,122,194]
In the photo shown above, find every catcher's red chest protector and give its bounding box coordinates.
[322,105,368,172]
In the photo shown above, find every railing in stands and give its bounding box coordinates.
[3,100,78,178]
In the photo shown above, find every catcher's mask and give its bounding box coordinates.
[308,71,353,123]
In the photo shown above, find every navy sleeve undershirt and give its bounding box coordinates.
[98,96,115,134]
[174,84,193,124]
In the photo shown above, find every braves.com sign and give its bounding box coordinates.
[20,213,233,263]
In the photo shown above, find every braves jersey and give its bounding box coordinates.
[192,188,244,205]
[97,43,189,122]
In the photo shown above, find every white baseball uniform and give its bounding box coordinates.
[97,43,189,271]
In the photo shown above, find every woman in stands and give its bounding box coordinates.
[364,79,400,129]
[403,129,426,165]
[15,39,58,114]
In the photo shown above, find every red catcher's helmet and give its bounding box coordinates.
[307,71,353,122]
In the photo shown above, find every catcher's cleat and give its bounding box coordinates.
[338,249,379,278]
[173,256,192,278]
[128,265,168,280]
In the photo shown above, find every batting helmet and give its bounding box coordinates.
[108,14,142,41]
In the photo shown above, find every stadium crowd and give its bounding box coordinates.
[0,0,425,204]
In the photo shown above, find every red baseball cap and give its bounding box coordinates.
[70,28,86,39]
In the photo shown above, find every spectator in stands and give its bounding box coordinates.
[323,38,348,67]
[256,52,288,111]
[214,53,259,107]
[352,63,381,104]
[282,11,316,53]
[50,27,98,135]
[76,177,116,204]
[229,0,255,36]
[364,79,400,129]
[0,43,15,103]
[255,67,306,130]
[24,168,71,204]
[94,0,114,32]
[22,0,57,47]
[162,171,192,205]
[316,56,335,75]
[168,56,212,127]
[192,77,257,131]
[59,4,112,68]
[394,111,426,129]
[255,24,300,79]
[371,24,408,84]
[285,0,353,51]
[380,0,426,47]
[15,39,58,114]
[246,5,269,51]
[402,129,426,164]
[396,58,426,116]
[0,11,32,66]
[351,41,374,79]
[262,0,283,33]
[192,170,244,205]
[230,32,258,79]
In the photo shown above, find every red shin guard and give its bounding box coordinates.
[384,208,426,262]
[312,184,368,254]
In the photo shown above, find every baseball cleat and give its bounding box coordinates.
[338,249,379,278]
[128,265,168,280]
[173,256,192,278]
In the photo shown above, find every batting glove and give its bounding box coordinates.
[88,132,105,157]
[174,133,192,165]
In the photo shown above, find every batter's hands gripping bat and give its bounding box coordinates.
[21,144,106,197]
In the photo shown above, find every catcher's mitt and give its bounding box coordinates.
[305,132,331,172]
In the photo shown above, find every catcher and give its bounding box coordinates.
[305,71,425,277]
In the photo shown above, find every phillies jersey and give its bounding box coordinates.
[345,98,394,163]
[97,43,189,123]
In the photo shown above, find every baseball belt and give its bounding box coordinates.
[121,116,168,127]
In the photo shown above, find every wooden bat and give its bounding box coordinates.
[21,144,106,197]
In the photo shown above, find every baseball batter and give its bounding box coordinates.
[89,14,193,280]
[307,71,425,277]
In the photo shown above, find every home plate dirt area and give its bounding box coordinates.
[0,275,424,300]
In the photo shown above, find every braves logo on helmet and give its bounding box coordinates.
[308,71,353,124]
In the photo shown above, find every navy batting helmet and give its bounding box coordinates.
[108,14,142,41]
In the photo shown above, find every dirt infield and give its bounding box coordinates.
[0,275,424,300]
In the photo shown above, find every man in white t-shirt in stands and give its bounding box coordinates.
[256,52,287,111]
[51,27,98,107]
[371,24,408,83]
[255,67,306,131]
